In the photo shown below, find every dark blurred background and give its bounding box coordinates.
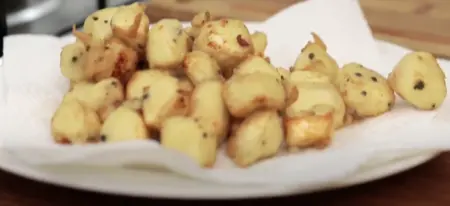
[5,0,145,36]
[1,0,146,58]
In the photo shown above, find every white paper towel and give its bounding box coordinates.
[1,0,450,187]
[262,0,383,71]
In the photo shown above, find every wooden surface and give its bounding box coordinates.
[145,0,450,58]
[0,153,448,205]
[1,0,450,205]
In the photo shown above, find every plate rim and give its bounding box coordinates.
[0,23,442,200]
[0,150,439,199]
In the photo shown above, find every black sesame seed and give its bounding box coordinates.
[202,133,207,138]
[86,45,90,51]
[104,20,109,24]
[93,16,99,21]
[432,104,436,109]
[100,135,107,142]
[413,80,425,90]
[280,76,285,80]
[111,81,117,86]
[371,77,378,82]
[308,53,315,60]
[71,56,78,63]
[142,93,149,100]
[361,90,367,96]
[355,72,362,77]
[388,102,392,108]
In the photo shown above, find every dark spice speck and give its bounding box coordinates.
[100,135,107,142]
[361,90,367,96]
[413,80,425,90]
[277,110,284,117]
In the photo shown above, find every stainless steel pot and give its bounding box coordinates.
[6,0,61,27]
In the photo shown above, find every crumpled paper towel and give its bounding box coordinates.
[262,0,382,70]
[1,0,450,187]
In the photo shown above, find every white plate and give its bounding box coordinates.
[0,149,439,199]
[0,24,443,199]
